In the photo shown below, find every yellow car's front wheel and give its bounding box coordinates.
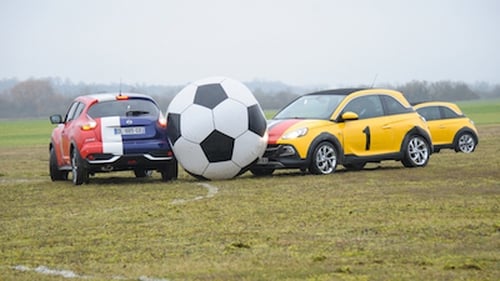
[455,132,477,153]
[309,141,338,174]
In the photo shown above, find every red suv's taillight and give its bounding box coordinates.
[81,117,97,131]
[158,112,167,129]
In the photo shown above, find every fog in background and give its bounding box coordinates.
[1,0,499,87]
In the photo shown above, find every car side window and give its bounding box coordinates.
[343,95,383,119]
[381,95,413,115]
[64,102,80,122]
[417,106,440,121]
[74,102,85,119]
[440,106,460,119]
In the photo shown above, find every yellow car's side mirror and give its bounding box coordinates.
[341,111,359,121]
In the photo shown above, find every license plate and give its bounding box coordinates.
[114,127,145,135]
[257,157,269,165]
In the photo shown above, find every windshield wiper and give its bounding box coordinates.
[126,110,150,117]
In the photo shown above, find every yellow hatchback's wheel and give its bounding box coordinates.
[455,132,476,153]
[402,135,430,167]
[309,142,337,175]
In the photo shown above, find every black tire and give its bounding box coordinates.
[454,132,476,153]
[71,148,89,185]
[160,159,178,181]
[250,167,275,176]
[401,135,430,168]
[309,141,338,175]
[49,147,68,181]
[134,169,153,178]
[343,162,366,171]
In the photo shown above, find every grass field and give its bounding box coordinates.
[0,101,499,280]
[456,98,500,125]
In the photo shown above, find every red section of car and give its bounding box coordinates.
[267,119,301,144]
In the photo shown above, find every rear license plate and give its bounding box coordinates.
[114,127,145,135]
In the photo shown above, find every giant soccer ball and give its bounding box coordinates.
[166,77,268,180]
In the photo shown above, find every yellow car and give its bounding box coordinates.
[251,88,433,175]
[414,101,478,153]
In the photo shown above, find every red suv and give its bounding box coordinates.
[49,93,177,185]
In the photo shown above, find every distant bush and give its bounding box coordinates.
[0,78,498,118]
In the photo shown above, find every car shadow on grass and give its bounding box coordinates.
[244,163,406,178]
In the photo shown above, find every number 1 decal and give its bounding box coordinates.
[363,126,371,150]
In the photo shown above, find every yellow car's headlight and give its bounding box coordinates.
[282,127,308,140]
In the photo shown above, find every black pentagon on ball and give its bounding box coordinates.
[248,104,267,137]
[194,84,228,109]
[166,113,181,144]
[200,130,235,162]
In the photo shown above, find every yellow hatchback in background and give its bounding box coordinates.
[414,101,478,153]
[251,88,433,176]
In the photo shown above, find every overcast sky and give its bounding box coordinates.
[1,0,499,87]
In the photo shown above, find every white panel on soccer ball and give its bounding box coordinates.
[213,99,248,138]
[232,131,268,167]
[181,104,214,143]
[173,137,209,176]
[221,78,258,106]
[167,84,198,114]
[202,161,241,180]
[193,76,227,87]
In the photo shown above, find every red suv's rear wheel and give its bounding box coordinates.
[71,148,89,185]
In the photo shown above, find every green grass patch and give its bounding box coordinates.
[0,119,54,147]
[264,110,277,119]
[457,98,500,125]
[0,123,499,280]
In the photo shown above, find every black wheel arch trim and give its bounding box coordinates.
[400,126,433,154]
[306,132,344,165]
[453,127,479,146]
[69,140,89,168]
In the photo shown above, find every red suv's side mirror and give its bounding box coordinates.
[50,114,63,124]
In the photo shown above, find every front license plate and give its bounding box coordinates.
[114,127,145,135]
[257,157,269,165]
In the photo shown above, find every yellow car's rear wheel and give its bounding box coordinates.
[402,135,430,167]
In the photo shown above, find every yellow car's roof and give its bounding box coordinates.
[414,101,464,115]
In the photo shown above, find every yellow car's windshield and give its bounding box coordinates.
[274,94,346,120]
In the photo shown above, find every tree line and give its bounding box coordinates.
[0,78,499,119]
